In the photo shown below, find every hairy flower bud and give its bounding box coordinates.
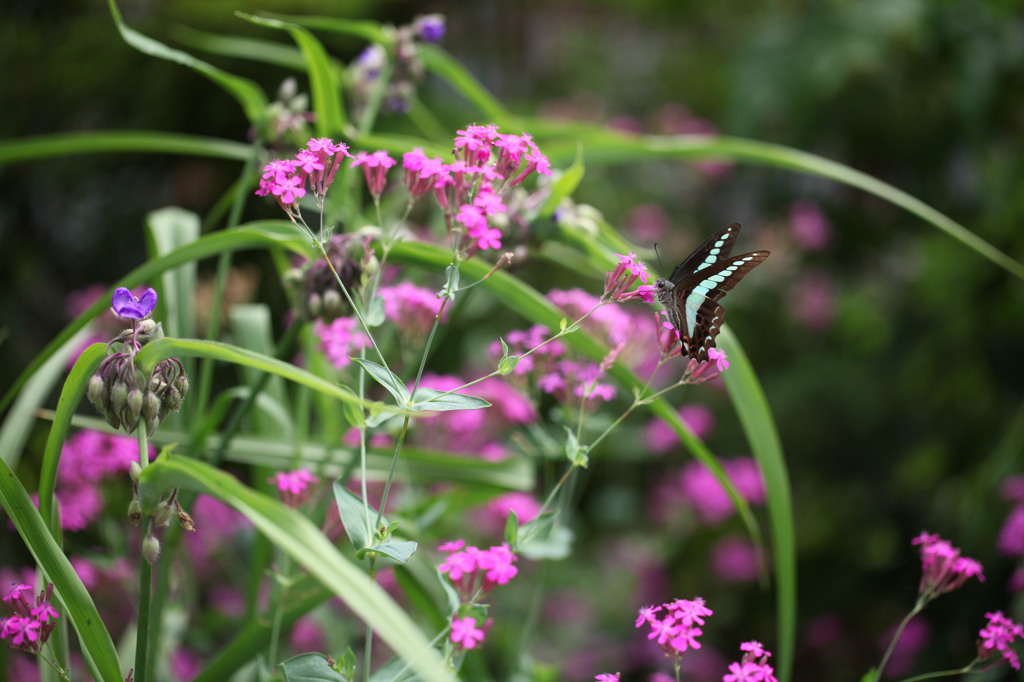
[141,392,160,421]
[174,373,189,398]
[322,289,344,320]
[127,389,144,420]
[282,267,304,290]
[104,410,121,430]
[153,501,173,528]
[110,382,129,416]
[127,499,142,526]
[87,375,108,412]
[307,292,323,318]
[165,386,182,412]
[142,534,161,564]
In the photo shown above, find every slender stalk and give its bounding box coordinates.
[133,420,154,682]
[873,600,925,682]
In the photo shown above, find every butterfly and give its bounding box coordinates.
[654,222,769,362]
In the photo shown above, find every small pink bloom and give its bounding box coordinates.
[450,615,486,649]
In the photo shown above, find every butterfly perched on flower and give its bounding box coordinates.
[654,223,769,362]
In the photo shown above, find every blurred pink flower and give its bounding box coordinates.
[379,281,445,337]
[625,204,671,241]
[290,614,327,653]
[792,269,836,331]
[654,457,766,526]
[645,404,716,453]
[998,504,1024,557]
[710,535,760,583]
[475,492,542,536]
[878,617,930,678]
[789,199,831,251]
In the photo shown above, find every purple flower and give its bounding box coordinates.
[111,287,157,320]
[413,14,446,43]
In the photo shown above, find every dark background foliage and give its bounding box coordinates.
[2,0,1023,679]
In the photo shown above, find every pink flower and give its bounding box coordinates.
[595,674,621,682]
[477,492,542,535]
[722,641,778,682]
[912,532,985,598]
[978,611,1024,670]
[379,281,445,337]
[636,597,712,659]
[604,252,650,300]
[644,404,716,453]
[269,469,318,507]
[315,317,369,370]
[997,504,1024,557]
[670,457,766,525]
[450,616,486,649]
[790,199,830,251]
[707,348,729,372]
[351,150,396,196]
[711,535,760,583]
[438,541,519,596]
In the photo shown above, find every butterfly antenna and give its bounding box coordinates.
[653,243,665,275]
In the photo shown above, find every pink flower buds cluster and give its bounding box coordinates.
[0,582,59,654]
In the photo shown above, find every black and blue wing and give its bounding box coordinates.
[656,222,769,362]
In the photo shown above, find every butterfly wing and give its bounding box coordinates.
[668,222,742,286]
[668,249,770,362]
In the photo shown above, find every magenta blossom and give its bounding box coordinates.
[722,641,778,682]
[111,287,157,320]
[636,597,713,659]
[269,469,318,508]
[912,532,985,599]
[438,541,518,597]
[450,615,486,649]
[977,611,1024,671]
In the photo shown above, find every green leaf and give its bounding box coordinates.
[107,0,266,123]
[280,653,346,682]
[0,131,250,166]
[237,13,347,136]
[140,455,454,682]
[516,511,572,560]
[441,263,460,301]
[504,508,520,547]
[134,338,411,417]
[0,457,121,681]
[332,482,373,551]
[538,147,585,218]
[563,427,587,468]
[409,388,490,412]
[352,357,410,405]
[364,295,386,327]
[146,207,200,339]
[718,326,796,681]
[364,540,418,564]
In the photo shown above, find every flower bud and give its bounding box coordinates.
[141,392,161,421]
[121,408,138,434]
[153,501,173,528]
[87,375,108,412]
[127,389,144,420]
[322,289,343,320]
[282,267,304,290]
[165,386,182,412]
[307,292,323,319]
[145,414,161,436]
[130,461,142,483]
[173,373,189,399]
[142,534,161,564]
[104,411,121,431]
[110,382,129,416]
[177,507,196,533]
[127,499,142,526]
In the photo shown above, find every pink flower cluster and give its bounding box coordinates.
[635,597,713,658]
[652,457,766,526]
[977,610,1024,670]
[43,430,154,530]
[438,540,519,597]
[378,281,446,337]
[314,317,370,370]
[604,252,651,301]
[722,641,778,682]
[269,469,318,508]
[255,137,352,211]
[0,582,59,653]
[401,124,551,253]
[912,531,985,598]
[450,615,487,650]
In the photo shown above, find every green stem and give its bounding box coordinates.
[873,600,925,682]
[134,420,154,682]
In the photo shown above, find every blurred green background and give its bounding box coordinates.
[2,0,1024,679]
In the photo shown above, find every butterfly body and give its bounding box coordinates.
[655,223,769,361]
